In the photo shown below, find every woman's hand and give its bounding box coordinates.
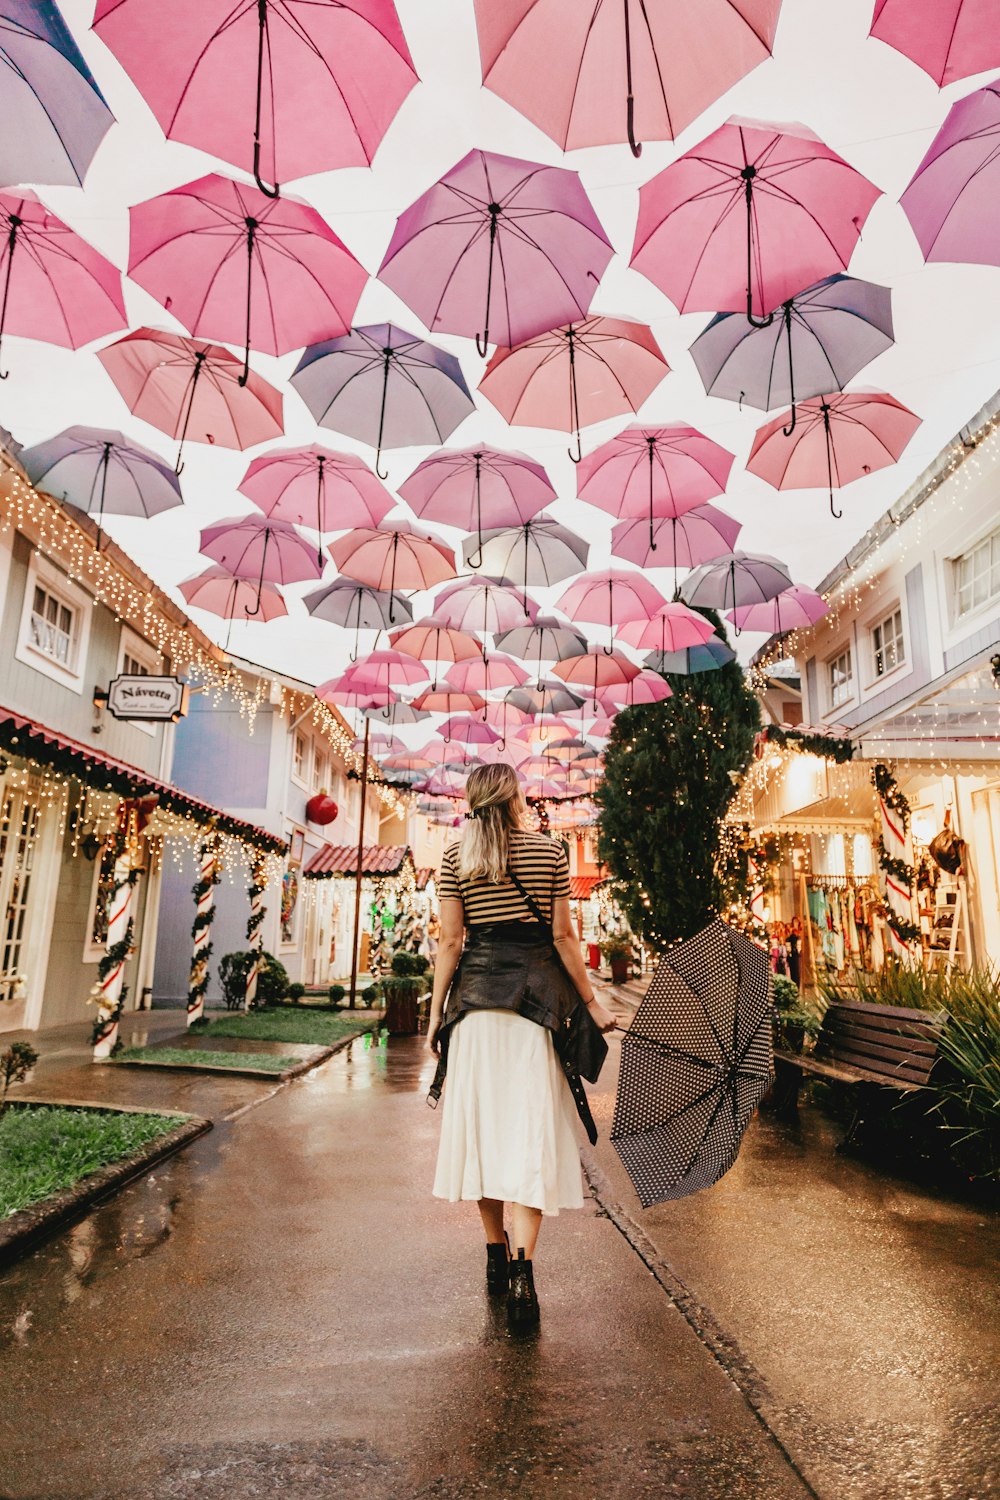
[586,997,617,1034]
[427,1013,443,1056]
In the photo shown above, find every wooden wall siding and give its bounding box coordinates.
[153,846,253,1007]
[944,614,1000,673]
[836,565,932,731]
[171,693,272,810]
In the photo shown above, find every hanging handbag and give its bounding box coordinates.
[928,809,966,875]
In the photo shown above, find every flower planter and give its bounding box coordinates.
[609,956,629,985]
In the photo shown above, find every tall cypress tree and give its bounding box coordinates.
[596,614,760,948]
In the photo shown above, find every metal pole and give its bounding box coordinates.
[348,716,371,1009]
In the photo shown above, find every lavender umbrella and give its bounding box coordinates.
[901,80,1000,268]
[465,513,589,604]
[200,515,322,616]
[690,275,894,434]
[304,579,412,660]
[378,148,612,353]
[434,576,538,636]
[680,551,793,625]
[21,426,182,547]
[290,323,475,478]
[611,505,741,586]
[240,444,392,566]
[494,615,589,679]
[728,585,829,635]
[399,444,555,566]
[508,679,585,716]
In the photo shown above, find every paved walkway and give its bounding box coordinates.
[1,994,997,1500]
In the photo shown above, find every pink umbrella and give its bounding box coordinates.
[728,584,829,635]
[611,504,742,585]
[128,174,367,383]
[557,571,668,651]
[631,117,882,323]
[479,316,670,462]
[483,699,533,736]
[199,514,321,615]
[94,0,417,196]
[329,520,456,621]
[596,669,673,709]
[434,576,538,635]
[445,654,529,694]
[378,148,612,353]
[240,444,392,566]
[474,0,781,156]
[179,564,287,623]
[0,190,125,375]
[412,686,487,715]
[576,423,735,551]
[341,649,429,693]
[553,649,641,694]
[389,617,483,679]
[440,716,502,746]
[399,444,555,564]
[869,0,1000,86]
[900,80,1000,270]
[747,391,921,517]
[98,328,283,474]
[317,677,395,715]
[617,603,717,653]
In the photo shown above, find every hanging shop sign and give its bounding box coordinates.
[103,675,189,722]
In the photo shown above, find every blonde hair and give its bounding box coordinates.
[457,763,530,883]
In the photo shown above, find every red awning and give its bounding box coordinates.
[0,703,285,854]
[569,875,600,900]
[304,843,411,878]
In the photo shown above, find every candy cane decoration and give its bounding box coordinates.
[875,767,920,961]
[244,854,267,1010]
[188,838,220,1024]
[92,850,134,1060]
[748,852,767,928]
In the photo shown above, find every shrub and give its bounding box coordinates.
[288,982,306,1002]
[218,950,289,1010]
[1,1041,38,1117]
[391,949,429,978]
[772,974,800,1011]
[328,984,346,1006]
[600,934,631,963]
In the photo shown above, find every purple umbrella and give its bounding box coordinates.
[200,514,322,616]
[303,579,412,660]
[399,443,555,566]
[290,323,475,478]
[690,274,894,433]
[680,550,792,627]
[378,148,612,354]
[611,503,742,589]
[464,513,589,605]
[901,80,1000,268]
[239,444,392,567]
[20,425,182,548]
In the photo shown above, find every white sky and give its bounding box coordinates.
[7,0,1000,699]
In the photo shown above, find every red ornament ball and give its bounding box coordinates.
[305,794,339,826]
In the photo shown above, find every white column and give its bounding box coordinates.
[92,852,134,1060]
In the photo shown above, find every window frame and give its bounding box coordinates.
[15,555,92,693]
[115,626,164,737]
[291,730,309,788]
[867,604,907,685]
[952,525,1000,623]
[827,644,855,711]
[311,748,328,795]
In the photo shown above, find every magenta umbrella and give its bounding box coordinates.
[94,0,417,197]
[747,391,921,517]
[434,576,538,636]
[128,174,367,383]
[611,504,742,586]
[179,564,287,623]
[474,0,780,157]
[557,571,668,654]
[479,316,670,462]
[728,584,828,636]
[240,444,392,566]
[631,117,882,324]
[617,602,717,653]
[378,148,612,353]
[0,190,125,375]
[200,514,321,615]
[577,422,735,550]
[901,80,1000,270]
[98,328,283,474]
[870,0,1000,86]
[399,444,555,565]
[440,716,502,747]
[329,520,456,621]
[445,654,529,695]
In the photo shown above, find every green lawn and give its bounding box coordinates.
[0,1105,180,1220]
[200,1010,378,1046]
[116,1046,301,1072]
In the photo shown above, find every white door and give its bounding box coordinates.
[0,789,41,1003]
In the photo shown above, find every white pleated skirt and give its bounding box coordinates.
[432,1009,584,1216]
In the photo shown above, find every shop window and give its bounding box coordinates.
[292,731,308,786]
[16,557,92,692]
[280,869,299,947]
[954,527,1000,618]
[870,607,905,680]
[827,647,854,708]
[84,845,119,959]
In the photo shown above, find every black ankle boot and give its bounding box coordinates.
[486,1233,510,1296]
[506,1248,539,1333]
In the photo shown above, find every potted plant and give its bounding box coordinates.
[600,934,632,986]
[771,974,822,1054]
[379,949,430,1036]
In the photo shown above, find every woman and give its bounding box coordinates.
[427,763,616,1332]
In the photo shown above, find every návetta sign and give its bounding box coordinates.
[105,675,189,722]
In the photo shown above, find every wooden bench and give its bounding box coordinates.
[772,999,948,1150]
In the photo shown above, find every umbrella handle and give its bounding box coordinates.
[647,438,656,551]
[252,1,280,198]
[567,329,582,463]
[822,401,841,518]
[781,303,797,436]
[568,429,583,464]
[741,170,775,328]
[375,349,391,479]
[467,454,484,568]
[0,215,21,380]
[245,526,270,618]
[623,1,642,157]
[95,442,112,554]
[175,352,206,475]
[474,208,499,358]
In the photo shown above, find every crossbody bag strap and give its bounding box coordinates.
[506,862,554,929]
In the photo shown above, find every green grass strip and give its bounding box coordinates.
[0,1105,179,1220]
[116,1046,300,1072]
[200,1011,377,1046]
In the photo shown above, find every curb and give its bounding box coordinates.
[0,1106,212,1272]
[113,1047,335,1081]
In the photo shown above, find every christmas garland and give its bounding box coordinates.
[876,837,915,885]
[872,764,921,946]
[188,845,221,1011]
[88,867,138,1051]
[872,763,910,828]
[761,725,854,762]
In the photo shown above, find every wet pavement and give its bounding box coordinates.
[1,994,997,1500]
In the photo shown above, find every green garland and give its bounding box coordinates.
[872,764,921,946]
[884,912,922,945]
[876,837,915,885]
[872,763,910,828]
[762,725,854,762]
[188,845,221,1011]
[89,867,139,1050]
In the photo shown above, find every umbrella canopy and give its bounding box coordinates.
[680,550,792,613]
[200,513,322,611]
[632,117,882,322]
[494,615,590,674]
[483,699,533,736]
[507,679,585,716]
[557,569,667,630]
[728,584,828,634]
[412,686,487,715]
[0,1,114,188]
[0,191,125,373]
[439,716,502,746]
[869,0,1000,86]
[303,580,412,658]
[596,668,673,709]
[329,520,456,615]
[473,0,780,156]
[612,920,772,1205]
[617,602,718,653]
[94,0,417,195]
[20,426,182,534]
[363,699,430,726]
[466,514,590,598]
[690,275,894,432]
[240,444,391,567]
[399,444,555,563]
[445,654,529,694]
[577,423,735,548]
[389,617,483,667]
[316,677,395,713]
[98,328,283,473]
[341,648,429,694]
[553,649,641,693]
[901,80,1000,269]
[434,576,538,634]
[747,391,921,516]
[179,564,287,623]
[378,148,612,352]
[291,323,475,477]
[479,316,670,462]
[128,174,367,382]
[647,639,736,673]
[610,505,742,578]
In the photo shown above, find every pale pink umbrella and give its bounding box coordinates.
[434,576,538,635]
[178,564,287,625]
[576,423,735,551]
[553,649,641,695]
[399,444,555,565]
[412,686,487,715]
[382,750,436,773]
[557,569,668,654]
[98,327,283,474]
[340,649,429,694]
[94,0,417,196]
[596,669,674,709]
[631,117,882,323]
[445,655,530,695]
[240,444,392,566]
[352,732,404,756]
[200,513,321,615]
[440,716,502,747]
[869,0,1000,86]
[389,617,483,689]
[316,678,395,715]
[479,316,670,462]
[329,520,456,622]
[746,391,921,517]
[473,0,781,156]
[483,699,533,739]
[611,504,742,588]
[728,584,829,635]
[617,602,717,653]
[0,190,125,375]
[128,174,367,383]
